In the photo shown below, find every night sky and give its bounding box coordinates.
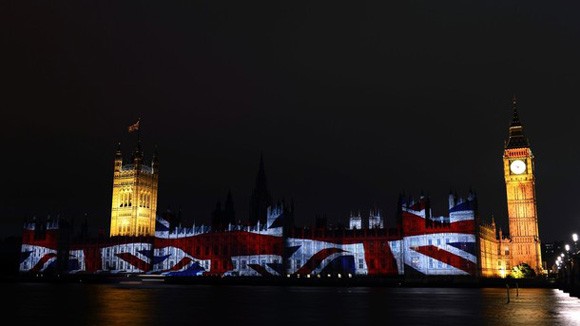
[3,1,580,243]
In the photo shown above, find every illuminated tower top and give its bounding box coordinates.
[110,120,159,237]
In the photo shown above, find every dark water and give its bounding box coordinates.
[7,281,580,325]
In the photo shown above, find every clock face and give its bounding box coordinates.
[510,159,526,174]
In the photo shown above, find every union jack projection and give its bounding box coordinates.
[20,193,477,277]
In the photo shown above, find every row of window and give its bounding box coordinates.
[118,192,153,208]
[115,226,150,236]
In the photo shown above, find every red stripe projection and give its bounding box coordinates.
[82,246,103,273]
[169,257,193,271]
[248,264,273,276]
[295,247,345,274]
[22,230,59,250]
[413,245,475,274]
[31,253,57,273]
[361,240,400,276]
[116,253,151,272]
[402,212,475,236]
[155,231,284,275]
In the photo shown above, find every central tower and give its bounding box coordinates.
[249,154,272,226]
[110,122,159,237]
[502,97,542,273]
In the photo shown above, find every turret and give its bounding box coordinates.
[211,201,223,229]
[396,192,404,230]
[448,190,455,210]
[114,142,122,173]
[224,189,235,225]
[132,140,143,168]
[152,146,159,175]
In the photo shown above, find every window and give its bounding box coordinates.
[412,257,420,268]
[241,260,247,269]
[359,258,364,269]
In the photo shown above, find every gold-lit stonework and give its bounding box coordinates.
[109,140,159,237]
[502,98,542,274]
[478,218,509,277]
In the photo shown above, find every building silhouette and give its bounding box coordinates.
[211,189,236,230]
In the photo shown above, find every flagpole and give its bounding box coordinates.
[136,118,140,237]
[127,117,141,237]
[137,118,141,144]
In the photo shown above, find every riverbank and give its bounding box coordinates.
[10,272,559,289]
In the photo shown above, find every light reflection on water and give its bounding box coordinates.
[8,282,580,326]
[91,284,155,325]
[479,287,580,325]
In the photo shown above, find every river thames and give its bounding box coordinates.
[7,281,580,325]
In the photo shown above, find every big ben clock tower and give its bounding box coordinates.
[503,96,542,274]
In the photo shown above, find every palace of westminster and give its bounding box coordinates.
[19,97,549,279]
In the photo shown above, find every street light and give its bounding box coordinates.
[573,233,578,253]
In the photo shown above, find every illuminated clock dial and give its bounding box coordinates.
[510,159,526,174]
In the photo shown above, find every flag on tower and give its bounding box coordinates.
[128,120,140,133]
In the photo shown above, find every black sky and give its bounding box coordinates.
[2,1,580,243]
